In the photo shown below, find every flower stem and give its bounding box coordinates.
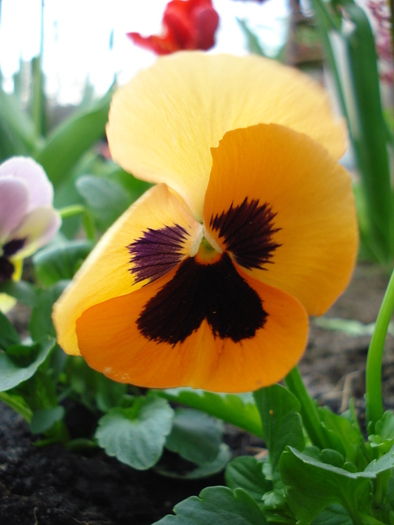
[285,366,330,449]
[58,205,97,242]
[366,269,394,430]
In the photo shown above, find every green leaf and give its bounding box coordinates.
[369,411,394,453]
[364,445,394,475]
[33,240,93,286]
[0,87,39,159]
[66,357,126,412]
[153,487,267,525]
[31,55,45,138]
[280,447,373,524]
[318,407,364,464]
[0,337,56,392]
[76,175,133,230]
[310,504,352,525]
[0,310,20,349]
[158,388,263,438]
[34,90,112,188]
[0,279,37,307]
[30,406,65,434]
[156,443,231,480]
[254,385,304,482]
[165,408,223,464]
[109,167,151,202]
[337,2,394,261]
[29,281,69,341]
[225,456,272,504]
[0,390,33,422]
[388,473,394,510]
[236,18,266,56]
[95,395,174,470]
[94,374,128,413]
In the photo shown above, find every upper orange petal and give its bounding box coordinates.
[203,124,358,316]
[107,52,346,220]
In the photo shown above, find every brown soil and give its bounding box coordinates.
[0,263,392,525]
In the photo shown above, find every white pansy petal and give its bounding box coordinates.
[0,157,54,210]
[10,207,61,259]
[0,178,29,243]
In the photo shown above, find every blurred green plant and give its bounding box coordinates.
[310,0,394,265]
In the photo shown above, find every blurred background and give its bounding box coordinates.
[0,0,292,105]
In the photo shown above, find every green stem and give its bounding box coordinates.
[58,205,96,242]
[285,366,331,449]
[366,269,394,429]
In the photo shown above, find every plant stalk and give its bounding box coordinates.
[285,366,331,449]
[366,269,394,429]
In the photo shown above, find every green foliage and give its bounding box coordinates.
[66,357,127,413]
[29,281,69,340]
[33,240,92,287]
[159,388,263,437]
[310,504,352,525]
[225,456,271,505]
[165,408,223,464]
[76,175,134,231]
[254,384,304,482]
[156,444,231,480]
[0,310,20,349]
[95,395,174,470]
[318,406,366,465]
[153,486,267,525]
[369,412,394,453]
[34,89,112,188]
[311,0,394,262]
[30,406,65,434]
[280,446,373,524]
[0,337,56,393]
[236,18,266,56]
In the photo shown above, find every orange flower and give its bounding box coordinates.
[53,53,358,393]
[128,0,219,55]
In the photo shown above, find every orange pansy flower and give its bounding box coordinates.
[53,53,358,393]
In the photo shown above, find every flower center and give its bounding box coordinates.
[195,236,222,265]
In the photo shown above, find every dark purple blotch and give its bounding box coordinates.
[210,198,281,270]
[128,224,189,284]
[137,253,267,345]
[0,238,26,283]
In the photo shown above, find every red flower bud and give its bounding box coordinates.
[128,0,219,55]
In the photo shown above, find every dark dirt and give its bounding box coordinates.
[0,263,393,525]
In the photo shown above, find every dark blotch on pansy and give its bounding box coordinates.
[3,238,25,257]
[210,198,281,270]
[0,257,14,283]
[128,225,189,284]
[137,253,267,345]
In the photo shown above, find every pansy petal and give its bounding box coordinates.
[107,52,346,220]
[0,178,29,243]
[75,262,308,393]
[10,207,61,259]
[53,184,202,356]
[0,157,54,210]
[203,124,358,316]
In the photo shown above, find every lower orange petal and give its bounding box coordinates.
[76,264,308,393]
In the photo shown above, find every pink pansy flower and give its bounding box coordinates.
[0,157,61,311]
